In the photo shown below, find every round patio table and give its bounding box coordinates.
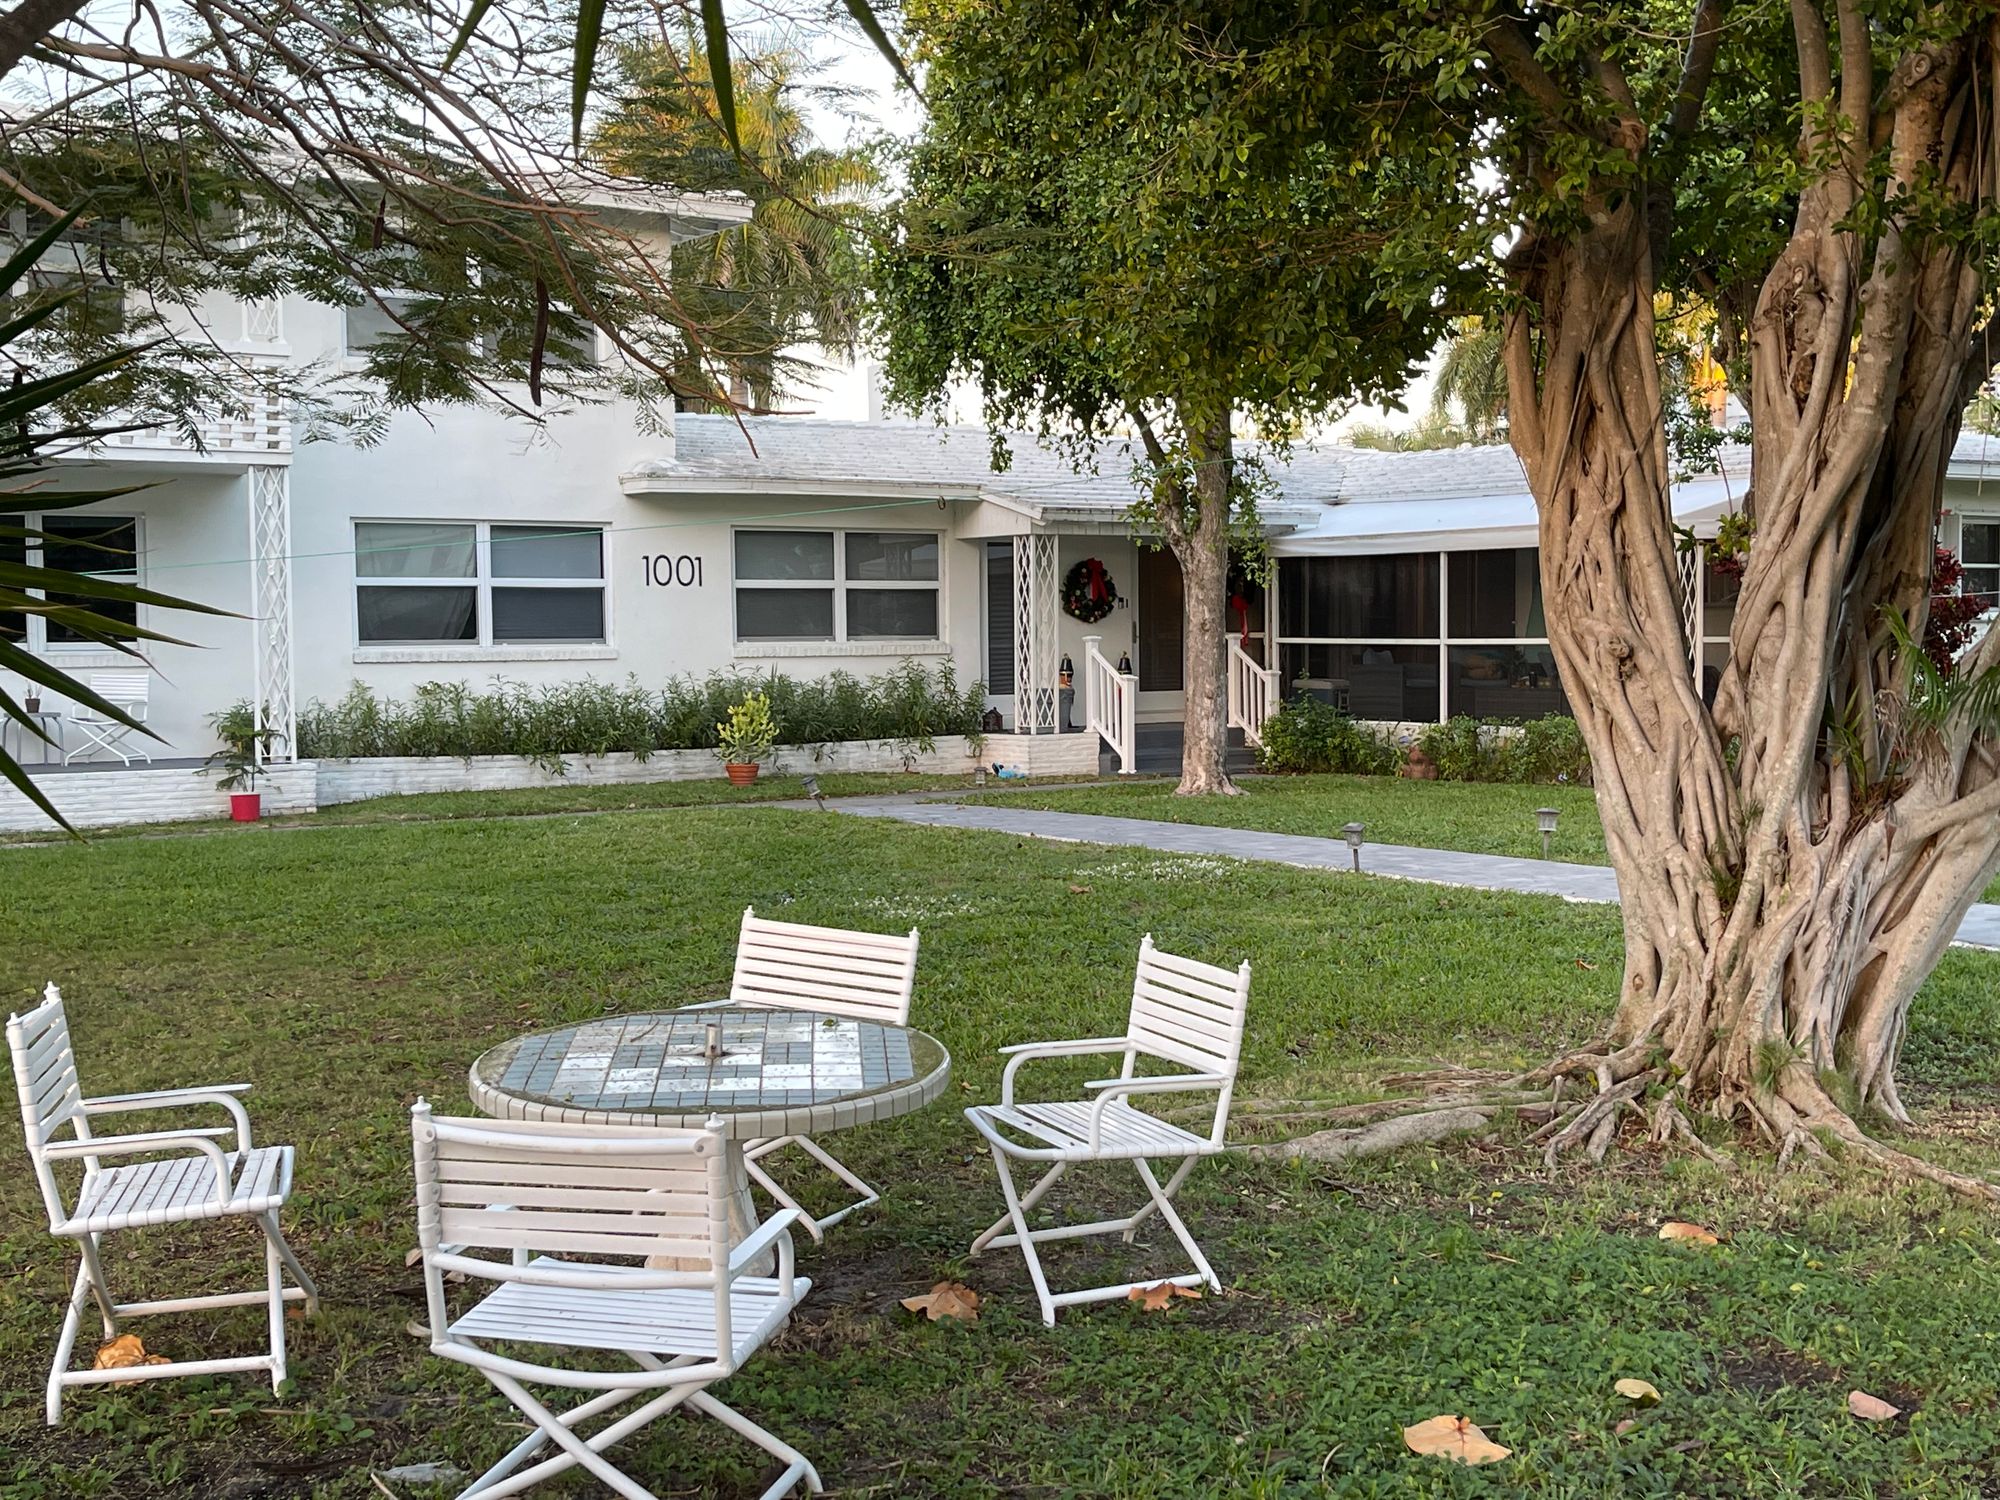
[468,1007,951,1262]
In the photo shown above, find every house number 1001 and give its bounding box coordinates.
[644,554,704,587]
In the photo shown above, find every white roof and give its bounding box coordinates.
[631,416,1746,550]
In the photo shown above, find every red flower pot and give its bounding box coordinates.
[724,762,760,787]
[229,792,262,822]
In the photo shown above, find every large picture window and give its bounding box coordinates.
[0,513,141,650]
[734,529,939,642]
[355,520,606,646]
[1962,519,2000,612]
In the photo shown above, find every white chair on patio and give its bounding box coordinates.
[7,983,319,1425]
[724,906,920,1243]
[62,670,152,765]
[411,1102,820,1500]
[964,935,1251,1325]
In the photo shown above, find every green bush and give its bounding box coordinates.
[1415,714,1592,784]
[1257,696,1399,774]
[297,662,987,770]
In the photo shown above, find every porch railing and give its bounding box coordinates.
[1082,634,1137,775]
[1226,636,1280,749]
[97,354,292,461]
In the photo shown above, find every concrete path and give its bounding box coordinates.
[837,799,2000,952]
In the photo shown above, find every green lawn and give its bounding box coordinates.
[967,773,1611,863]
[2,808,1998,1497]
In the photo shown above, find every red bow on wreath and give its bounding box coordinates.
[1084,558,1110,603]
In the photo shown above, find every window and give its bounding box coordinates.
[1962,520,2000,612]
[344,294,420,355]
[0,513,141,650]
[734,529,939,642]
[5,209,127,336]
[355,521,606,646]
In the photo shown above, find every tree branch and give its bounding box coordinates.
[1668,0,1725,141]
[0,0,88,77]
[1485,15,1571,124]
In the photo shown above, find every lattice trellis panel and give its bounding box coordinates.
[243,298,283,343]
[1677,542,1703,675]
[1013,533,1061,733]
[250,466,296,762]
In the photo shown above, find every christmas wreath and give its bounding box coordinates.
[1062,557,1119,623]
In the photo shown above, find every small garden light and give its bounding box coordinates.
[1535,806,1559,858]
[801,774,827,811]
[974,765,988,788]
[1341,821,1365,873]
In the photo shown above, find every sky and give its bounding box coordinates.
[771,16,1442,437]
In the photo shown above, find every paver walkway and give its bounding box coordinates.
[837,799,2000,952]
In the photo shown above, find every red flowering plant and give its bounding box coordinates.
[1926,546,1988,673]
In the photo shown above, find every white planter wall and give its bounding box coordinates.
[0,764,319,835]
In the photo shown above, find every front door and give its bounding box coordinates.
[1135,547,1183,692]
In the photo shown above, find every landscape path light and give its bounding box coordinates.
[1536,807,1560,859]
[1341,822,1366,873]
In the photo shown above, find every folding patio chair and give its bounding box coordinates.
[8,983,319,1425]
[410,1103,820,1500]
[723,907,920,1243]
[63,670,152,765]
[965,935,1251,1325]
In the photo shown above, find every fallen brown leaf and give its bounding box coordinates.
[1128,1280,1202,1313]
[1575,959,1599,970]
[1847,1390,1901,1422]
[1067,884,1093,894]
[93,1334,169,1373]
[901,1281,980,1322]
[1402,1414,1511,1466]
[1614,1419,1639,1436]
[1659,1221,1720,1245]
[1614,1378,1662,1405]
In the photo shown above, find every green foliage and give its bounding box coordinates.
[295,662,987,769]
[1417,715,1593,785]
[713,689,777,764]
[201,702,279,793]
[1429,316,1507,439]
[1256,698,1398,775]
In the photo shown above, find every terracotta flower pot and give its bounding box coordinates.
[229,792,262,822]
[724,762,760,786]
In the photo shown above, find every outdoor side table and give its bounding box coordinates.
[469,1007,951,1264]
[3,710,65,766]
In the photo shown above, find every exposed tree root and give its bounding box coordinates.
[1246,1105,1496,1163]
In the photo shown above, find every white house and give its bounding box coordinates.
[11,219,2000,831]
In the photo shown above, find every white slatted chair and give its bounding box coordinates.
[411,1103,819,1500]
[7,983,319,1424]
[63,670,152,765]
[965,936,1251,1325]
[725,907,920,1243]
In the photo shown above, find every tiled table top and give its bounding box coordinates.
[469,1007,952,1137]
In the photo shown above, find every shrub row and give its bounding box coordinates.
[296,662,987,769]
[1256,698,1591,785]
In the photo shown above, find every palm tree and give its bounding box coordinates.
[597,38,876,412]
[1429,317,1507,440]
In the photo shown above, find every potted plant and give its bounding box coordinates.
[202,701,278,821]
[714,690,776,786]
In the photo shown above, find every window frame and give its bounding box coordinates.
[731,526,943,645]
[1,510,144,653]
[1959,515,2000,616]
[351,518,611,650]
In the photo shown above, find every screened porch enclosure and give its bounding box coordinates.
[1274,548,1570,724]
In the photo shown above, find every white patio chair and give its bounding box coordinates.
[964,935,1251,1325]
[7,982,319,1425]
[62,670,152,765]
[411,1102,820,1500]
[722,906,920,1243]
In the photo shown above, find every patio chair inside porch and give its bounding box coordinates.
[63,670,154,765]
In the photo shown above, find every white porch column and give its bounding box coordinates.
[1678,542,1704,682]
[1013,532,1060,734]
[248,465,297,762]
